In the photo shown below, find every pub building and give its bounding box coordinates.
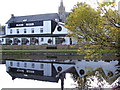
[0,0,77,45]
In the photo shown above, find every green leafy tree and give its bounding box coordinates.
[65,1,120,59]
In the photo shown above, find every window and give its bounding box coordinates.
[17,29,19,34]
[40,64,44,69]
[31,28,34,33]
[24,29,27,33]
[41,38,44,42]
[24,63,27,67]
[40,28,43,33]
[31,63,35,68]
[2,39,4,42]
[10,29,12,34]
[10,62,13,66]
[17,62,20,67]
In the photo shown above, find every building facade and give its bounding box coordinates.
[0,0,77,45]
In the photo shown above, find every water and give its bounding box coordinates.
[0,64,76,89]
[0,55,120,89]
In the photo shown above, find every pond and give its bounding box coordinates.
[0,54,120,89]
[0,64,76,89]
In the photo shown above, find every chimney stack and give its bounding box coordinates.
[11,14,14,18]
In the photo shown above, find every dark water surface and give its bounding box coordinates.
[0,53,120,89]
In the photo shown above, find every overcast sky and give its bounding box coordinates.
[0,0,80,25]
[0,0,119,25]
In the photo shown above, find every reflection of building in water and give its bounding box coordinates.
[0,0,77,45]
[6,59,119,88]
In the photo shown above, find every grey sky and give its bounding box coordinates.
[0,0,81,25]
[0,0,119,25]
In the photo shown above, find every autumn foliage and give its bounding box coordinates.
[65,2,120,59]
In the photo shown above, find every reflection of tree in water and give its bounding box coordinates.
[71,62,120,89]
[71,69,105,89]
[71,74,88,89]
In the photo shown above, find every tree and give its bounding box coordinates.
[65,1,120,59]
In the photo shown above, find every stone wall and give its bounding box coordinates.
[1,45,79,50]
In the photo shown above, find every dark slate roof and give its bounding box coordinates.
[6,13,60,24]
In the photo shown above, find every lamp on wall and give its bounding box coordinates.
[6,38,12,45]
[22,38,29,45]
[14,38,20,45]
[30,38,39,45]
[48,39,52,43]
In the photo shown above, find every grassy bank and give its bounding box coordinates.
[0,49,117,54]
[1,49,119,60]
[0,50,78,53]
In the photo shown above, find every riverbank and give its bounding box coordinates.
[0,44,119,61]
[1,50,78,53]
[1,49,119,59]
[0,49,117,54]
[1,45,79,50]
[0,45,118,56]
[2,53,119,62]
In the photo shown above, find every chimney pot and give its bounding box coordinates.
[11,14,14,17]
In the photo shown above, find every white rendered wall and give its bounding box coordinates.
[6,61,52,76]
[6,21,52,35]
[62,37,70,45]
[38,37,53,45]
[53,25,68,34]
[43,21,51,34]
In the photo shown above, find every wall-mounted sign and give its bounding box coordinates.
[26,23,34,26]
[16,24,24,26]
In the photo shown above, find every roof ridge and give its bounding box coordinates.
[14,13,59,17]
[6,13,60,24]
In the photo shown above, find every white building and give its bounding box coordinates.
[0,0,77,45]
